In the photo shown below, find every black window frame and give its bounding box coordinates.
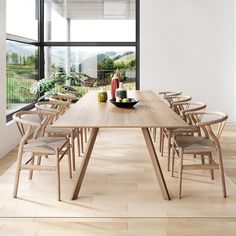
[6,0,140,122]
[6,0,41,122]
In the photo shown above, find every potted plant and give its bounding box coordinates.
[30,78,56,101]
[30,69,82,101]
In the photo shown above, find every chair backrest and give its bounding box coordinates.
[166,95,192,110]
[35,100,70,121]
[159,91,182,107]
[13,111,54,145]
[159,91,182,97]
[53,92,77,103]
[172,101,207,123]
[185,111,228,150]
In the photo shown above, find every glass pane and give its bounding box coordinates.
[44,0,136,42]
[6,41,38,115]
[6,0,39,40]
[44,46,136,96]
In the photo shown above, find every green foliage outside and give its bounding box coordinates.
[7,66,37,109]
[7,50,136,112]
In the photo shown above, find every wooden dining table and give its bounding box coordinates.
[52,90,188,200]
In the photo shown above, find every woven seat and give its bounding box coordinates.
[45,126,73,136]
[169,125,199,134]
[174,136,216,153]
[24,137,67,154]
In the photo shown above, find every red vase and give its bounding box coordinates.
[111,76,119,99]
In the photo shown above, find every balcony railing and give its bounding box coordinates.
[6,69,136,116]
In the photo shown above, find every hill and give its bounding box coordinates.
[114,52,135,65]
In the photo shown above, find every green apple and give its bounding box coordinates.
[116,97,122,102]
[122,98,128,103]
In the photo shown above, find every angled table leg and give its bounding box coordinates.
[142,128,171,200]
[71,127,99,200]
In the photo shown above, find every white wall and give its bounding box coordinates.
[140,0,235,121]
[0,0,235,158]
[0,0,20,159]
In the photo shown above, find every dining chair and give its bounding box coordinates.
[161,101,207,170]
[35,100,81,171]
[150,91,183,142]
[13,110,72,201]
[171,111,228,198]
[159,95,192,156]
[57,91,90,142]
[50,93,85,155]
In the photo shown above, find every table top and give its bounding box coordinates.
[52,90,188,128]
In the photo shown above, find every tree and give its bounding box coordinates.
[128,60,136,69]
[6,52,10,63]
[97,58,115,80]
[114,61,126,70]
[19,55,24,64]
[11,52,19,64]
[23,56,27,65]
[26,55,36,65]
[104,58,114,71]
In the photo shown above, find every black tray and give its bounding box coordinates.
[110,99,139,108]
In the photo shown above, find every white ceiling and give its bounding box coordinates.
[47,0,135,20]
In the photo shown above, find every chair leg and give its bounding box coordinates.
[201,155,205,164]
[153,128,157,142]
[208,153,214,180]
[161,131,165,157]
[13,146,24,198]
[67,144,72,179]
[80,128,84,153]
[178,148,184,199]
[55,149,61,201]
[84,128,88,143]
[159,128,162,152]
[171,145,175,177]
[217,150,227,198]
[77,129,81,157]
[37,156,42,166]
[167,130,171,171]
[29,154,35,180]
[71,130,76,171]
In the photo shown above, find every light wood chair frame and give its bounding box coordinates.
[50,94,85,157]
[35,100,82,171]
[171,111,228,198]
[13,110,72,201]
[162,101,207,170]
[159,96,192,157]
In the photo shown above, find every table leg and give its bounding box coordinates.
[71,127,99,200]
[141,128,171,200]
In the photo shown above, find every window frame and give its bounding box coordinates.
[6,0,140,122]
[6,0,40,122]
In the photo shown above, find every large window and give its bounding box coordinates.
[6,0,139,121]
[45,46,136,96]
[6,0,39,121]
[6,0,39,40]
[43,0,138,96]
[44,0,135,42]
[6,41,38,115]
